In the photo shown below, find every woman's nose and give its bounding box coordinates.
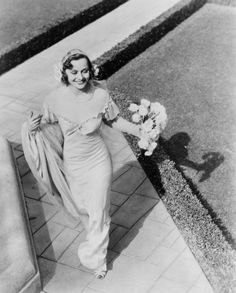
[76,72,83,80]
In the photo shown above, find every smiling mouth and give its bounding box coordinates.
[76,80,86,84]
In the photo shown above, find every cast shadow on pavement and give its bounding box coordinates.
[108,161,160,271]
[16,149,160,284]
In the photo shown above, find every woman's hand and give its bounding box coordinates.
[27,111,43,133]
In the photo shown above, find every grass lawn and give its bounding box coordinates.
[0,0,128,74]
[0,0,101,51]
[108,3,236,242]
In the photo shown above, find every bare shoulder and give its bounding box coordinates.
[44,86,67,106]
[93,81,109,102]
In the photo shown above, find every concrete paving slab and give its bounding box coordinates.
[160,227,182,248]
[38,257,94,293]
[146,246,179,267]
[113,218,173,259]
[50,210,80,229]
[16,155,30,177]
[33,221,64,256]
[188,272,215,293]
[136,178,160,199]
[82,288,104,293]
[112,162,131,182]
[110,191,129,206]
[163,248,203,286]
[58,248,81,269]
[148,277,190,293]
[147,200,169,223]
[111,145,134,164]
[109,204,119,216]
[111,194,157,228]
[108,226,128,250]
[111,167,146,195]
[42,228,79,261]
[88,254,159,293]
[0,95,14,107]
[40,192,54,204]
[25,198,58,233]
[170,235,188,253]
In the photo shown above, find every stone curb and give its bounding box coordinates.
[0,137,41,293]
[0,0,129,75]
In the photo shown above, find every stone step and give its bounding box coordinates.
[0,136,41,293]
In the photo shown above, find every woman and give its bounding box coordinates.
[22,49,141,279]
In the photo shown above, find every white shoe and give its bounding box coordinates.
[94,264,107,279]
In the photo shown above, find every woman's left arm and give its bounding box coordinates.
[103,92,141,138]
[111,116,141,138]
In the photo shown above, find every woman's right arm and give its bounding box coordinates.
[27,111,43,133]
[28,97,59,133]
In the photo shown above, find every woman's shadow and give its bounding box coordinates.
[162,132,224,182]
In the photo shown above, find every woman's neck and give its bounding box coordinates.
[68,81,94,101]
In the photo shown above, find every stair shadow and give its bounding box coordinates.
[11,142,58,288]
[15,142,160,281]
[108,161,160,270]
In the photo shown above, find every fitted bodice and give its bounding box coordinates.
[42,83,120,169]
[43,83,119,137]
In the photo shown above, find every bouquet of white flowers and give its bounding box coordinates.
[129,99,167,156]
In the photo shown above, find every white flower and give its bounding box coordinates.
[129,103,139,112]
[142,118,154,132]
[138,105,148,116]
[149,128,159,140]
[144,141,157,156]
[93,64,100,77]
[150,102,162,114]
[138,138,149,149]
[149,141,157,151]
[54,63,63,82]
[154,109,168,131]
[132,113,141,123]
[141,99,151,108]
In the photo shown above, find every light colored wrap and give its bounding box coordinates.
[21,121,80,221]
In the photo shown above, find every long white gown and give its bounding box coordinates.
[22,82,120,271]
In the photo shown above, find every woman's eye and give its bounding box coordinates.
[83,69,89,74]
[71,71,77,74]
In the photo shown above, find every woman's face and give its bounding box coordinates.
[65,58,91,90]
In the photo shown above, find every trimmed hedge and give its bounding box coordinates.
[93,0,236,291]
[111,90,236,293]
[96,0,207,79]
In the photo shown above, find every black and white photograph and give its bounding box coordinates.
[0,0,235,292]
